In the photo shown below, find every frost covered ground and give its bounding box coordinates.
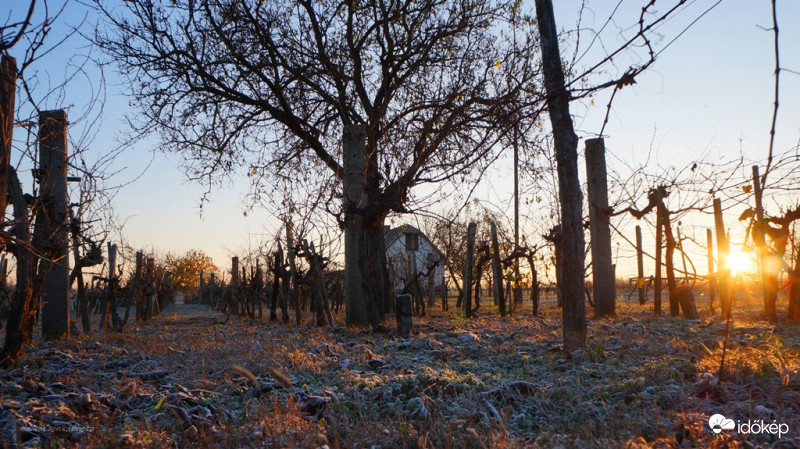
[1,299,799,448]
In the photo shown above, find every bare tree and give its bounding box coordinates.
[534,0,586,352]
[2,0,115,363]
[93,0,544,327]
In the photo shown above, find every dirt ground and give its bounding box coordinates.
[1,294,799,448]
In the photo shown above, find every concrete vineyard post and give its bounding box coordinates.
[36,110,70,341]
[342,125,368,326]
[585,138,615,317]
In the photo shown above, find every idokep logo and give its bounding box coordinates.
[709,414,735,434]
[708,413,790,439]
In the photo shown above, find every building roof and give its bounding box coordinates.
[384,224,444,259]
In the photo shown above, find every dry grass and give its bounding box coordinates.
[2,294,799,448]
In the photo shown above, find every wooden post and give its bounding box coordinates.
[513,128,522,308]
[134,251,144,320]
[714,198,731,316]
[199,272,205,304]
[155,270,166,316]
[387,254,396,308]
[585,138,615,317]
[286,223,301,325]
[209,273,216,308]
[654,193,664,316]
[255,263,264,319]
[706,229,716,313]
[410,252,423,316]
[441,268,448,311]
[37,109,70,340]
[239,265,248,316]
[0,55,16,227]
[309,241,335,328]
[427,262,436,310]
[109,244,119,326]
[635,225,645,305]
[70,210,90,332]
[98,243,118,331]
[490,221,505,316]
[231,256,240,315]
[304,241,323,325]
[342,125,367,326]
[269,254,280,321]
[277,242,290,323]
[145,257,156,320]
[753,165,776,321]
[463,222,476,318]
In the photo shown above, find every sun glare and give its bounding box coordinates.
[726,250,756,276]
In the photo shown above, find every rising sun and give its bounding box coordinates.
[726,250,756,276]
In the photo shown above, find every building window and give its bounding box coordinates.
[405,232,419,251]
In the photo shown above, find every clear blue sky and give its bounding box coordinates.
[559,0,800,278]
[4,0,799,277]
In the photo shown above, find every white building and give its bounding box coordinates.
[384,224,446,293]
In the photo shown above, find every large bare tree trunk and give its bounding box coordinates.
[535,0,586,352]
[366,218,389,320]
[358,225,383,328]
